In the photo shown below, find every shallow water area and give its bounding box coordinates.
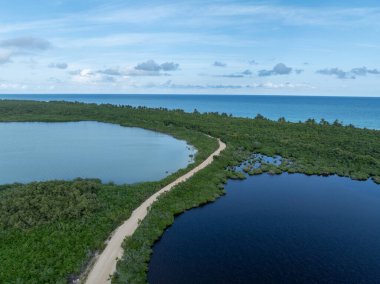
[0,121,195,184]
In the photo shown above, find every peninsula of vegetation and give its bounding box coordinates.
[0,100,379,283]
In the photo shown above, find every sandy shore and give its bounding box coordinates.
[85,138,226,284]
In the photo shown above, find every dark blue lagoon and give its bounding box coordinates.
[0,121,194,185]
[148,173,380,284]
[1,94,380,129]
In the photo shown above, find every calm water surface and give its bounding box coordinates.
[1,94,379,129]
[148,173,380,284]
[0,121,194,184]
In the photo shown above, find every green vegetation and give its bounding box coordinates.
[0,179,156,283]
[0,99,379,283]
[0,179,100,230]
[1,177,216,283]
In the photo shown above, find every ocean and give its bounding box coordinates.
[1,94,379,129]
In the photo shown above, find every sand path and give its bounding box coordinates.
[85,138,226,284]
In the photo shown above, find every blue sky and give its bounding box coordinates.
[0,0,379,96]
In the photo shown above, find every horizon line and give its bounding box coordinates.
[1,93,380,99]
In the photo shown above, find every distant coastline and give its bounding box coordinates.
[1,94,379,129]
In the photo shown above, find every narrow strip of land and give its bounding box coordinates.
[85,138,226,284]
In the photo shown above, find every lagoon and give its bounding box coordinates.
[148,173,380,283]
[0,121,194,185]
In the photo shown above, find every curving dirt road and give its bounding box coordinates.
[85,138,226,284]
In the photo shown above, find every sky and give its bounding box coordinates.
[0,0,379,96]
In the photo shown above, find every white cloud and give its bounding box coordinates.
[70,68,119,84]
[67,66,167,85]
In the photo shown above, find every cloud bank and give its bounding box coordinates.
[49,62,68,69]
[0,37,51,51]
[213,61,227,67]
[135,60,179,72]
[145,80,314,90]
[317,66,380,79]
[258,63,293,76]
[216,69,253,78]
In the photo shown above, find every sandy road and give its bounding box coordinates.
[85,138,226,284]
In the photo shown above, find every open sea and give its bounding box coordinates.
[0,94,379,129]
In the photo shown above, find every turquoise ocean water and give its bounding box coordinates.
[1,94,379,129]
